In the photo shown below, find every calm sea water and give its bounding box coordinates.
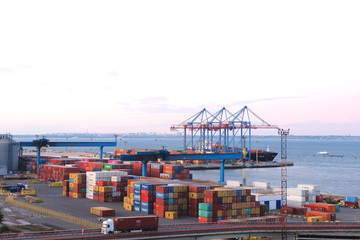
[15,136,360,196]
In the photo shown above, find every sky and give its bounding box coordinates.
[0,0,359,135]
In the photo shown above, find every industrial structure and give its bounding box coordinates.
[121,106,281,184]
[170,106,278,159]
[0,134,20,172]
[19,138,116,169]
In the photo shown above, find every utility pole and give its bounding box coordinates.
[114,134,118,150]
[278,128,290,240]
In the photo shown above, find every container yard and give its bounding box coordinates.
[1,155,360,234]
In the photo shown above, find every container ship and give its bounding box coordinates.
[247,149,278,162]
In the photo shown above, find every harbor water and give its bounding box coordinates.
[15,136,360,196]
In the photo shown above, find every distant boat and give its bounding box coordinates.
[317,151,329,155]
[315,151,343,158]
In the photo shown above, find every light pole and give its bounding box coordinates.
[114,134,118,150]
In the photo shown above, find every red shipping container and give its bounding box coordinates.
[198,216,216,223]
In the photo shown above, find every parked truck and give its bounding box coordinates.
[101,216,158,234]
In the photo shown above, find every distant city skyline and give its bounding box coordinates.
[1,1,359,136]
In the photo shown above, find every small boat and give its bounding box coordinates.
[317,151,329,155]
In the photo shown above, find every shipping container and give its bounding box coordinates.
[306,211,336,221]
[113,216,158,232]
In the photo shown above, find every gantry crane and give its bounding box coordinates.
[279,128,290,240]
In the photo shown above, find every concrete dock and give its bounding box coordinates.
[184,161,294,170]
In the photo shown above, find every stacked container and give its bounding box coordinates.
[93,184,115,202]
[86,171,128,200]
[345,196,359,208]
[38,165,80,182]
[253,193,282,210]
[154,184,189,218]
[188,185,207,217]
[132,163,142,176]
[68,173,86,198]
[199,188,260,223]
[111,175,132,202]
[90,207,115,217]
[123,178,146,212]
[149,163,162,178]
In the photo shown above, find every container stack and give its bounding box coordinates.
[90,207,115,217]
[63,180,69,196]
[198,188,260,223]
[297,184,320,203]
[154,184,189,219]
[253,193,282,210]
[161,165,181,180]
[38,165,80,182]
[93,184,115,202]
[344,196,359,208]
[68,173,86,198]
[287,188,310,207]
[149,163,162,178]
[304,203,337,221]
[188,185,207,217]
[86,171,128,200]
[123,178,146,212]
[111,175,132,202]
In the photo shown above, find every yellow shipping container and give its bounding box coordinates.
[307,216,324,223]
[124,203,133,211]
[129,193,134,199]
[69,183,74,188]
[217,210,222,217]
[189,192,204,199]
[165,211,178,219]
[242,209,246,215]
[232,203,237,210]
[93,185,99,191]
[74,178,82,184]
[251,208,256,214]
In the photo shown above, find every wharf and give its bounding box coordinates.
[184,161,294,170]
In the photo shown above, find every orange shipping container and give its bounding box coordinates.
[308,203,336,212]
[306,211,336,221]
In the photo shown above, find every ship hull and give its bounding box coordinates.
[247,150,278,162]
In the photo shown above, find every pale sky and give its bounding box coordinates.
[1,1,359,135]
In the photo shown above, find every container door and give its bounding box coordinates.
[276,200,281,209]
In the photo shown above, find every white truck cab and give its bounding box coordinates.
[101,219,114,234]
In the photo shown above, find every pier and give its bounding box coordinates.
[184,161,294,170]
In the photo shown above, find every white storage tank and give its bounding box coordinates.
[0,134,20,172]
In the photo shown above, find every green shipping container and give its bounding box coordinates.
[199,203,213,211]
[198,210,213,218]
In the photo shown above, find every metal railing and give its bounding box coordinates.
[5,197,101,229]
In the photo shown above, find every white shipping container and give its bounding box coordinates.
[254,193,281,202]
[297,184,320,195]
[253,181,270,189]
[287,200,307,207]
[287,195,306,202]
[287,188,309,197]
[226,180,241,187]
[269,201,277,210]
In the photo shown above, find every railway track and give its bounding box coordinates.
[1,222,360,239]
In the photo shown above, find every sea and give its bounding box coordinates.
[14,136,360,197]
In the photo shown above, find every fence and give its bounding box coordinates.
[5,197,101,229]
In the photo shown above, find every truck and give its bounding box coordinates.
[101,216,158,234]
[0,183,29,193]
